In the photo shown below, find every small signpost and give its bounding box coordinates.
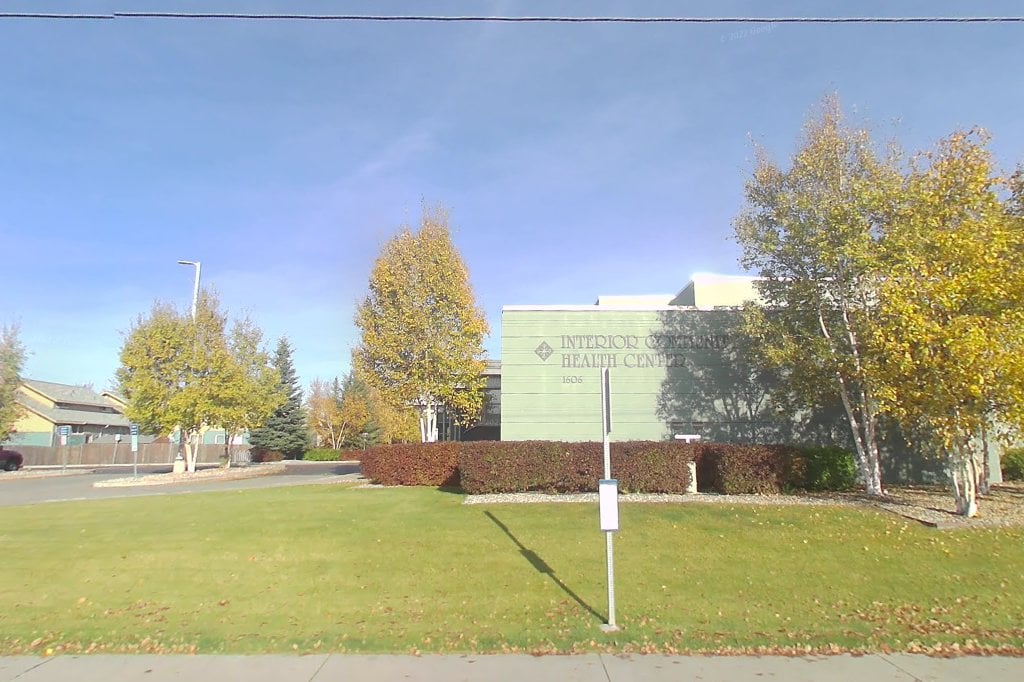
[599,367,619,632]
[130,424,139,479]
[58,425,70,473]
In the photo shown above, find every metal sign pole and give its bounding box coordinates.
[599,367,619,633]
[58,425,70,473]
[130,424,139,479]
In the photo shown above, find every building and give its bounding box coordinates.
[437,360,502,441]
[500,273,847,443]
[5,379,131,446]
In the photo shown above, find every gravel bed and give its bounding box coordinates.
[463,491,856,506]
[462,484,1024,530]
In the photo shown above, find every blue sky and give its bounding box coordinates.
[2,1,1023,392]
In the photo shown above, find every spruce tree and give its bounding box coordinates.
[249,337,308,459]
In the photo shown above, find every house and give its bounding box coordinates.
[4,379,131,446]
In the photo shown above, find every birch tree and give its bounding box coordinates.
[307,377,345,449]
[355,205,489,442]
[219,318,283,465]
[871,131,1024,516]
[0,324,26,442]
[734,96,899,496]
[117,292,279,472]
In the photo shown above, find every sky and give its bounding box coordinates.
[2,1,1023,392]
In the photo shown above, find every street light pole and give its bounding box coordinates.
[174,260,201,473]
[176,260,201,322]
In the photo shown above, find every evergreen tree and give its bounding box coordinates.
[249,337,308,459]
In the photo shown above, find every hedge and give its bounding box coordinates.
[697,443,797,494]
[358,440,855,494]
[362,440,698,494]
[359,442,460,487]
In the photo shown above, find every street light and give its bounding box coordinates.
[177,260,201,322]
[174,260,201,473]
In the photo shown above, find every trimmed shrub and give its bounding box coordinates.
[458,440,695,494]
[614,441,696,494]
[698,443,799,495]
[359,442,460,487]
[303,448,354,462]
[458,441,583,494]
[790,445,858,491]
[1002,447,1024,481]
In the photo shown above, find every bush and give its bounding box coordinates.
[697,443,798,495]
[303,448,356,462]
[458,441,596,494]
[790,445,858,491]
[458,441,695,494]
[250,448,283,463]
[355,439,850,495]
[359,442,460,487]
[1002,447,1024,481]
[614,441,696,494]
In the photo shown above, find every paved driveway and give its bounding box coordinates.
[0,462,361,508]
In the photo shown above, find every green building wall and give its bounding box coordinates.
[501,306,844,443]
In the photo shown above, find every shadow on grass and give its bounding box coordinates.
[484,511,604,623]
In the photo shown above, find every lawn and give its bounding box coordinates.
[1,485,1022,655]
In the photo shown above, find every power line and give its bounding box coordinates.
[0,13,1023,24]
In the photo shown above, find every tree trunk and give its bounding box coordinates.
[950,445,978,517]
[184,431,199,473]
[978,424,991,496]
[818,305,883,497]
[419,397,438,443]
[836,380,884,497]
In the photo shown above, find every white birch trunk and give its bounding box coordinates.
[950,444,978,517]
[183,430,199,474]
[419,397,438,443]
[819,306,884,497]
[978,424,991,496]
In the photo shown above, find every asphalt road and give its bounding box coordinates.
[0,462,361,508]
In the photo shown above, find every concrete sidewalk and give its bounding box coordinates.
[3,653,1023,681]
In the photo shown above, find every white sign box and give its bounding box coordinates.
[599,479,619,532]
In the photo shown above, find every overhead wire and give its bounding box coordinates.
[0,13,1023,24]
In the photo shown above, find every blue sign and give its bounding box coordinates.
[129,424,139,436]
[58,425,70,437]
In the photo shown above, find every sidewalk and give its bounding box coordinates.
[3,653,1023,681]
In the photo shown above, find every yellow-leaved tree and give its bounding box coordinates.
[117,292,282,472]
[0,323,26,443]
[871,130,1024,516]
[355,205,489,442]
[734,96,900,497]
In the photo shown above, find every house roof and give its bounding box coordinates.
[21,379,121,409]
[16,392,131,428]
[17,379,130,429]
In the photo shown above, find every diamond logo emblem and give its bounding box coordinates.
[534,341,554,361]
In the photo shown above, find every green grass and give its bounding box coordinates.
[1,486,1023,655]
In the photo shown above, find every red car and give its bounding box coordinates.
[0,449,24,471]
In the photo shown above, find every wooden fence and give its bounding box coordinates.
[13,443,251,467]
